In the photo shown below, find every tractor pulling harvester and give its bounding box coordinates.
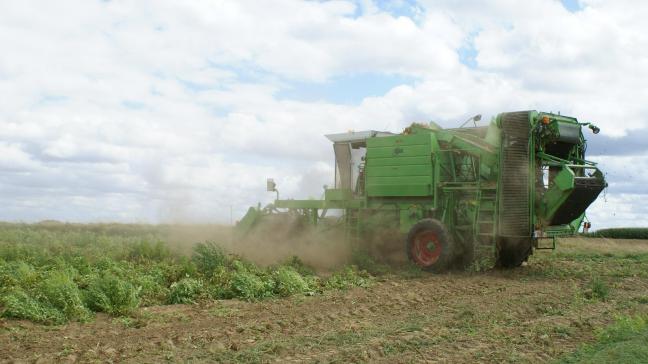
[237,111,607,271]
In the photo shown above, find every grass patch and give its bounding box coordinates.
[559,315,648,363]
[585,276,610,301]
[209,305,238,318]
[523,249,648,280]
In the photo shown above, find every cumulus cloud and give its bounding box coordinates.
[0,0,645,227]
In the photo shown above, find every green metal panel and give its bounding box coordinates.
[542,167,575,219]
[399,207,424,233]
[235,206,261,235]
[545,224,576,237]
[325,188,353,201]
[569,213,586,233]
[366,145,430,158]
[367,133,430,147]
[368,156,430,166]
[367,184,430,197]
[369,176,431,184]
[365,133,433,198]
[274,199,364,209]
[366,164,432,177]
[434,130,498,166]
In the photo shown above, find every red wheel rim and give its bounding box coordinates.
[411,231,442,267]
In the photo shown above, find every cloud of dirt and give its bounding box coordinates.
[161,224,233,256]
[160,216,353,272]
[231,214,352,271]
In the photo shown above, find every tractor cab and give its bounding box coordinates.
[325,130,394,196]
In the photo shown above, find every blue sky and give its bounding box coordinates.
[560,0,583,12]
[276,73,418,104]
[1,0,647,228]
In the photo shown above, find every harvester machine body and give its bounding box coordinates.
[238,111,606,270]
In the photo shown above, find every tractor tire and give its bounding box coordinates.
[455,238,475,270]
[406,219,454,273]
[496,237,532,268]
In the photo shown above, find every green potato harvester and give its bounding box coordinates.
[238,111,607,271]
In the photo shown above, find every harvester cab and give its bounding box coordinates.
[237,110,607,272]
[325,130,395,196]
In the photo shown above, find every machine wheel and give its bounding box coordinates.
[406,219,453,272]
[455,238,475,270]
[496,237,532,268]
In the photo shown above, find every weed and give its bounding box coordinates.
[273,266,310,297]
[38,270,91,322]
[380,337,431,357]
[231,268,274,301]
[585,276,610,301]
[113,312,150,328]
[636,295,648,304]
[132,272,169,306]
[0,261,38,290]
[168,278,204,304]
[452,308,477,332]
[553,324,574,338]
[210,339,287,363]
[559,315,648,363]
[192,241,228,276]
[282,256,315,276]
[400,315,425,333]
[206,265,234,299]
[126,240,170,262]
[209,305,237,317]
[1,288,66,324]
[324,266,371,290]
[470,245,497,272]
[536,304,564,316]
[84,273,141,315]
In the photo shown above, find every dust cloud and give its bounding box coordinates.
[161,217,353,272]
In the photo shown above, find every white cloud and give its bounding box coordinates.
[0,142,41,171]
[0,0,646,227]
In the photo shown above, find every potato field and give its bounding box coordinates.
[1,223,647,363]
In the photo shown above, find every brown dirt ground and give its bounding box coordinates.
[2,238,648,363]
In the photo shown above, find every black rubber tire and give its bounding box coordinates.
[406,219,454,273]
[455,238,475,270]
[496,237,532,268]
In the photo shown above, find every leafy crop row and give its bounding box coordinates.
[587,228,648,239]
[0,224,371,325]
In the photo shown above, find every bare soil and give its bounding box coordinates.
[2,238,648,363]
